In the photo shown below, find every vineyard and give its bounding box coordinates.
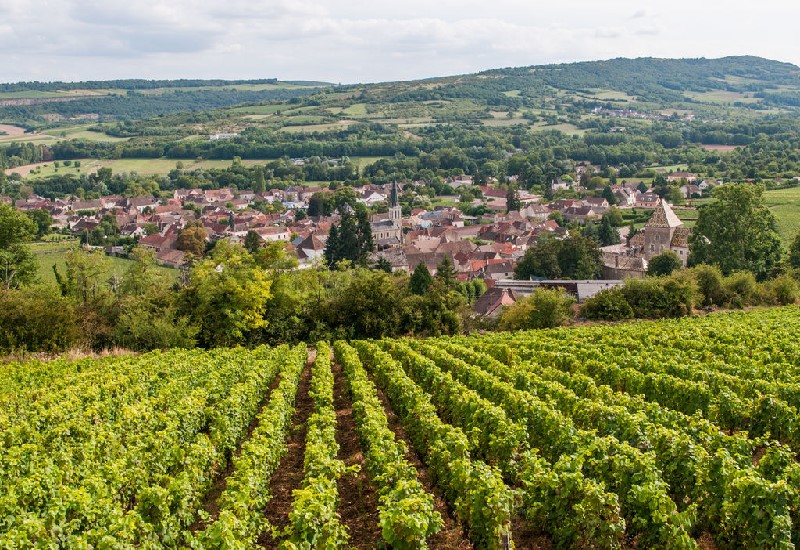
[2,307,800,548]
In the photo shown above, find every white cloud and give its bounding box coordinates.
[1,0,798,83]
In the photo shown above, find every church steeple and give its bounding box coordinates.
[390,180,399,208]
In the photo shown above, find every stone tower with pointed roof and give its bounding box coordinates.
[389,180,402,224]
[629,201,690,265]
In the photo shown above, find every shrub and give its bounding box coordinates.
[498,288,575,330]
[647,250,683,277]
[723,271,760,308]
[621,274,695,319]
[767,275,798,306]
[0,287,81,352]
[581,287,634,321]
[692,264,725,307]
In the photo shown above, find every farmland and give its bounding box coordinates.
[3,307,800,548]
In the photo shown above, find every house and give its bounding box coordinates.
[635,192,661,208]
[296,233,326,264]
[666,171,698,183]
[680,184,702,199]
[472,287,518,317]
[562,205,598,224]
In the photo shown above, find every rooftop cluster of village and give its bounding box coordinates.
[5,166,713,299]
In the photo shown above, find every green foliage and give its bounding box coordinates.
[282,343,350,549]
[498,288,575,330]
[581,287,634,321]
[621,274,696,318]
[24,209,53,238]
[335,342,442,548]
[598,215,620,246]
[691,264,725,307]
[648,250,683,277]
[689,184,783,281]
[324,207,373,268]
[180,241,272,347]
[176,221,208,257]
[514,234,601,280]
[409,262,433,295]
[434,255,457,289]
[0,286,80,351]
[790,233,800,269]
[0,203,37,289]
[766,274,799,306]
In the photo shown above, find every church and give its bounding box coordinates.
[629,200,690,266]
[370,181,403,249]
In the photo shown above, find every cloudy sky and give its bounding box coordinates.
[1,0,798,84]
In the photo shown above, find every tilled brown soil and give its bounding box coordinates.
[331,361,383,548]
[260,358,315,547]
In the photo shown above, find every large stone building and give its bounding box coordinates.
[629,201,690,265]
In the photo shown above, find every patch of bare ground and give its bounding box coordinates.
[371,384,474,550]
[510,514,551,549]
[331,361,382,548]
[697,532,718,550]
[189,370,285,532]
[259,354,315,547]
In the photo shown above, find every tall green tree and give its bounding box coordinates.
[0,203,37,289]
[598,215,620,246]
[435,255,457,289]
[324,207,374,268]
[506,187,522,213]
[789,232,800,269]
[180,241,272,347]
[515,234,601,280]
[648,250,682,277]
[689,184,782,280]
[409,262,434,295]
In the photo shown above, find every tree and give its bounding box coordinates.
[25,209,53,239]
[324,207,373,268]
[176,221,207,257]
[598,215,620,246]
[514,234,601,280]
[648,250,682,277]
[435,255,457,289]
[790,232,800,269]
[243,230,262,254]
[498,288,575,330]
[409,262,434,295]
[601,185,618,206]
[506,187,521,213]
[0,203,37,289]
[689,184,782,280]
[180,241,272,347]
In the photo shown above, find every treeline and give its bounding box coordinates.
[0,87,321,126]
[0,242,477,354]
[0,78,284,92]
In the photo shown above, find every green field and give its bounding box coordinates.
[32,242,177,286]
[765,186,800,245]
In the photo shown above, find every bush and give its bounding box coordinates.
[766,274,798,306]
[581,287,634,321]
[0,287,81,352]
[498,288,575,330]
[621,274,695,319]
[647,250,683,277]
[692,264,725,307]
[723,271,760,308]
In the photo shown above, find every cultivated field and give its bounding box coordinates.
[765,186,800,245]
[3,307,800,548]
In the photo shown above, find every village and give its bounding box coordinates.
[4,164,713,317]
